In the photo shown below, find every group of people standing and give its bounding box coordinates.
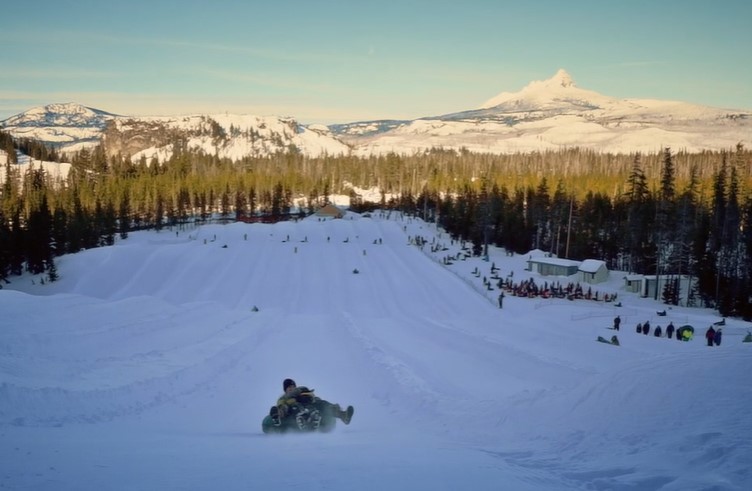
[631,319,680,339]
[612,315,723,346]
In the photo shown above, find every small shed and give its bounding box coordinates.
[624,274,644,293]
[527,256,581,277]
[315,203,345,219]
[578,259,609,284]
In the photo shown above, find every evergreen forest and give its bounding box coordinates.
[1,130,750,319]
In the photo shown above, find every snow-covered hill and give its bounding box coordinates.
[0,212,750,490]
[0,103,116,154]
[105,113,351,161]
[2,70,750,158]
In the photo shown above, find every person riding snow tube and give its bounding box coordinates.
[262,378,354,434]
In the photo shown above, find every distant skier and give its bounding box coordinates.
[613,315,621,331]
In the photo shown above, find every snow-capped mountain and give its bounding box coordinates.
[333,69,751,155]
[2,70,750,158]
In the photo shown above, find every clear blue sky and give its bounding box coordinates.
[1,0,750,123]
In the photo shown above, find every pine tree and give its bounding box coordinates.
[624,154,651,273]
[723,164,742,316]
[220,184,231,217]
[674,166,700,305]
[101,199,117,246]
[653,148,677,299]
[47,257,59,282]
[118,192,130,240]
[740,193,752,320]
[25,194,53,274]
[9,208,24,275]
[549,181,570,258]
[0,208,10,284]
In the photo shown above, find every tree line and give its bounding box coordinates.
[0,132,750,318]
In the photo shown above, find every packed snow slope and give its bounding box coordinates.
[1,212,751,490]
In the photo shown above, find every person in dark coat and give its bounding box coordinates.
[642,321,650,335]
[636,323,642,333]
[613,315,621,331]
[714,328,722,346]
[654,325,662,337]
[666,322,675,339]
[705,326,716,347]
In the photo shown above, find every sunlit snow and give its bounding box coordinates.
[1,209,750,490]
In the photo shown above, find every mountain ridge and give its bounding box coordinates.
[1,70,750,158]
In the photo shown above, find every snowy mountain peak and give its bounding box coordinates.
[543,68,575,88]
[3,102,116,127]
[479,69,591,109]
[0,102,117,150]
[29,102,99,117]
[341,68,751,156]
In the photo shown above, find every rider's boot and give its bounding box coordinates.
[333,404,354,425]
[270,406,282,426]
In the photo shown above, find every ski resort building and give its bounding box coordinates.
[526,256,581,277]
[578,259,609,284]
[315,203,345,219]
[624,274,644,293]
[624,274,696,304]
[641,275,695,300]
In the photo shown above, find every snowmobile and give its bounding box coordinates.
[261,386,342,434]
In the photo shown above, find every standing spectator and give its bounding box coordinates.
[714,328,722,346]
[705,326,716,347]
[654,325,662,337]
[498,292,504,309]
[613,315,621,331]
[666,322,675,339]
[642,321,650,335]
[636,323,642,333]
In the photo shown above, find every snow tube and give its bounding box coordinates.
[262,405,338,434]
[677,325,694,341]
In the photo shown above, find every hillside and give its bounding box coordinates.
[1,212,750,490]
